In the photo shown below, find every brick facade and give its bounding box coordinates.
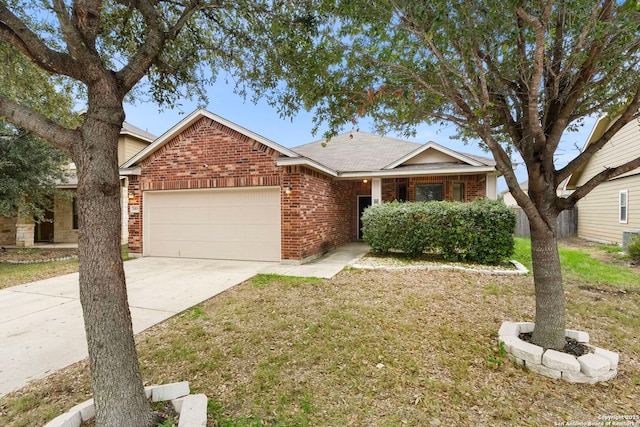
[282,166,356,261]
[127,118,359,262]
[382,175,486,202]
[127,115,491,263]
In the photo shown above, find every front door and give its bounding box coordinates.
[35,208,54,242]
[357,195,372,240]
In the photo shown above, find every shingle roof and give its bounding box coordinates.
[292,131,422,172]
[121,121,156,142]
[291,131,495,173]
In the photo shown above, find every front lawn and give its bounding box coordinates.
[0,258,79,290]
[0,245,131,290]
[1,240,639,426]
[514,237,640,289]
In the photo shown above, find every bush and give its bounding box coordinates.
[361,199,516,264]
[628,235,640,262]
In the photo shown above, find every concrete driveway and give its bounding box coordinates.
[0,243,368,397]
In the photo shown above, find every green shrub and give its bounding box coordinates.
[628,235,640,262]
[361,199,516,264]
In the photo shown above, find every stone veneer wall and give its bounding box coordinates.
[0,215,16,245]
[53,193,78,243]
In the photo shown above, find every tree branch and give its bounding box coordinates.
[116,0,203,92]
[547,0,614,151]
[0,96,80,156]
[0,5,77,78]
[564,155,640,210]
[515,2,552,148]
[557,86,640,185]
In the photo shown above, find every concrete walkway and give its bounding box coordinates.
[0,242,368,398]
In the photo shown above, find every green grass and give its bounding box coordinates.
[512,237,533,271]
[249,274,322,288]
[0,258,79,290]
[513,237,640,289]
[0,245,132,290]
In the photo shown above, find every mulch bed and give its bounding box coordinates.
[518,332,592,357]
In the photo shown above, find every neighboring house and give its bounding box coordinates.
[500,181,529,208]
[0,122,154,247]
[566,115,640,244]
[500,179,572,208]
[120,108,499,264]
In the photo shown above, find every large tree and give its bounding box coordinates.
[0,1,311,425]
[256,0,640,349]
[0,122,70,221]
[0,42,77,222]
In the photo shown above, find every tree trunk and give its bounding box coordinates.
[529,213,566,350]
[75,105,155,426]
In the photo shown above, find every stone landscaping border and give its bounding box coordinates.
[1,256,78,264]
[43,381,206,427]
[351,259,528,276]
[499,321,619,384]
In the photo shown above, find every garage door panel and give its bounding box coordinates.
[144,187,281,261]
[150,224,278,243]
[152,241,280,260]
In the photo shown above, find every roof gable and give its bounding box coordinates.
[384,141,493,169]
[121,108,300,168]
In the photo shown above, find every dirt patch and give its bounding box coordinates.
[0,247,77,263]
[578,284,638,297]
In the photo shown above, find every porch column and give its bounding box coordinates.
[485,173,498,200]
[15,216,35,247]
[372,178,382,205]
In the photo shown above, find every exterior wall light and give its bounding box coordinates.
[363,179,368,183]
[128,193,135,199]
[285,186,293,194]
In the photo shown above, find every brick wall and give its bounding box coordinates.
[382,175,487,202]
[138,117,283,191]
[126,115,490,261]
[127,117,284,255]
[282,166,357,261]
[127,176,142,253]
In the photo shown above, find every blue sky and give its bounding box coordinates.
[123,82,596,193]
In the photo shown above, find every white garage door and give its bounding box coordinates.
[144,187,281,261]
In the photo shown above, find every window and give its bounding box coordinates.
[416,183,443,201]
[453,183,465,202]
[72,196,79,230]
[620,190,628,224]
[397,182,407,202]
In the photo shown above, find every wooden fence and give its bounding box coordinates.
[513,207,578,239]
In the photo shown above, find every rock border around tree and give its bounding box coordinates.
[43,381,206,427]
[499,322,619,384]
